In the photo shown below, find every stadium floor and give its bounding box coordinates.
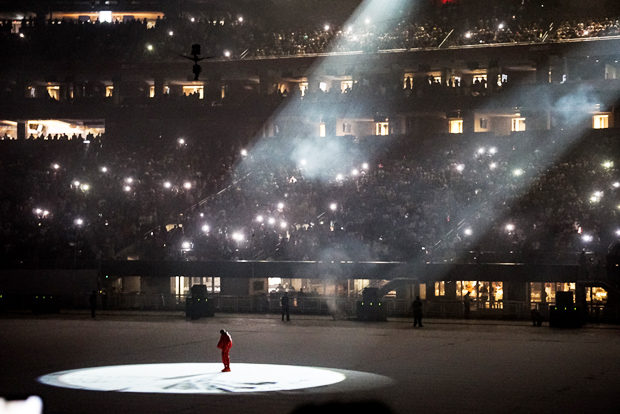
[0,312,619,414]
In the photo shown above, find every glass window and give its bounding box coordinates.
[512,117,526,132]
[353,279,369,296]
[586,287,608,303]
[479,282,490,307]
[47,86,60,100]
[341,80,353,92]
[299,82,308,96]
[593,115,609,129]
[457,281,477,298]
[492,282,503,302]
[183,86,204,99]
[449,119,463,134]
[530,282,542,302]
[472,74,488,87]
[268,277,282,292]
[376,122,389,136]
[419,284,427,300]
[319,82,327,92]
[319,123,326,137]
[556,283,576,293]
[434,281,445,296]
[402,73,414,88]
[543,283,555,303]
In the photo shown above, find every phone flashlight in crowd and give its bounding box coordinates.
[163,181,172,189]
[183,182,192,189]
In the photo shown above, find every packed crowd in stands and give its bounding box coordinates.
[0,132,241,268]
[2,9,620,65]
[2,127,620,269]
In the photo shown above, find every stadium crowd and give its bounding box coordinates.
[2,127,619,269]
[2,10,619,65]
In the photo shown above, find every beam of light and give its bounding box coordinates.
[236,0,414,183]
[442,81,617,262]
[38,363,392,394]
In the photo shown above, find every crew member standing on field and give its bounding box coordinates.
[412,296,423,327]
[217,329,232,372]
[281,291,290,321]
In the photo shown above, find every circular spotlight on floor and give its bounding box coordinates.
[37,363,390,394]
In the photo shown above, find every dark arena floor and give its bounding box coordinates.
[1,312,619,414]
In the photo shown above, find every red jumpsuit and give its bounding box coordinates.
[217,331,233,371]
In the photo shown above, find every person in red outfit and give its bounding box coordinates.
[217,329,233,372]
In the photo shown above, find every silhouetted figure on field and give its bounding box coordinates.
[412,295,423,327]
[89,290,97,318]
[281,291,290,321]
[531,308,543,326]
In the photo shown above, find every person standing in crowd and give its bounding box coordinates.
[281,291,290,321]
[412,295,423,327]
[217,329,232,372]
[89,290,97,318]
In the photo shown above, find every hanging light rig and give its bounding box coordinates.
[180,44,211,81]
